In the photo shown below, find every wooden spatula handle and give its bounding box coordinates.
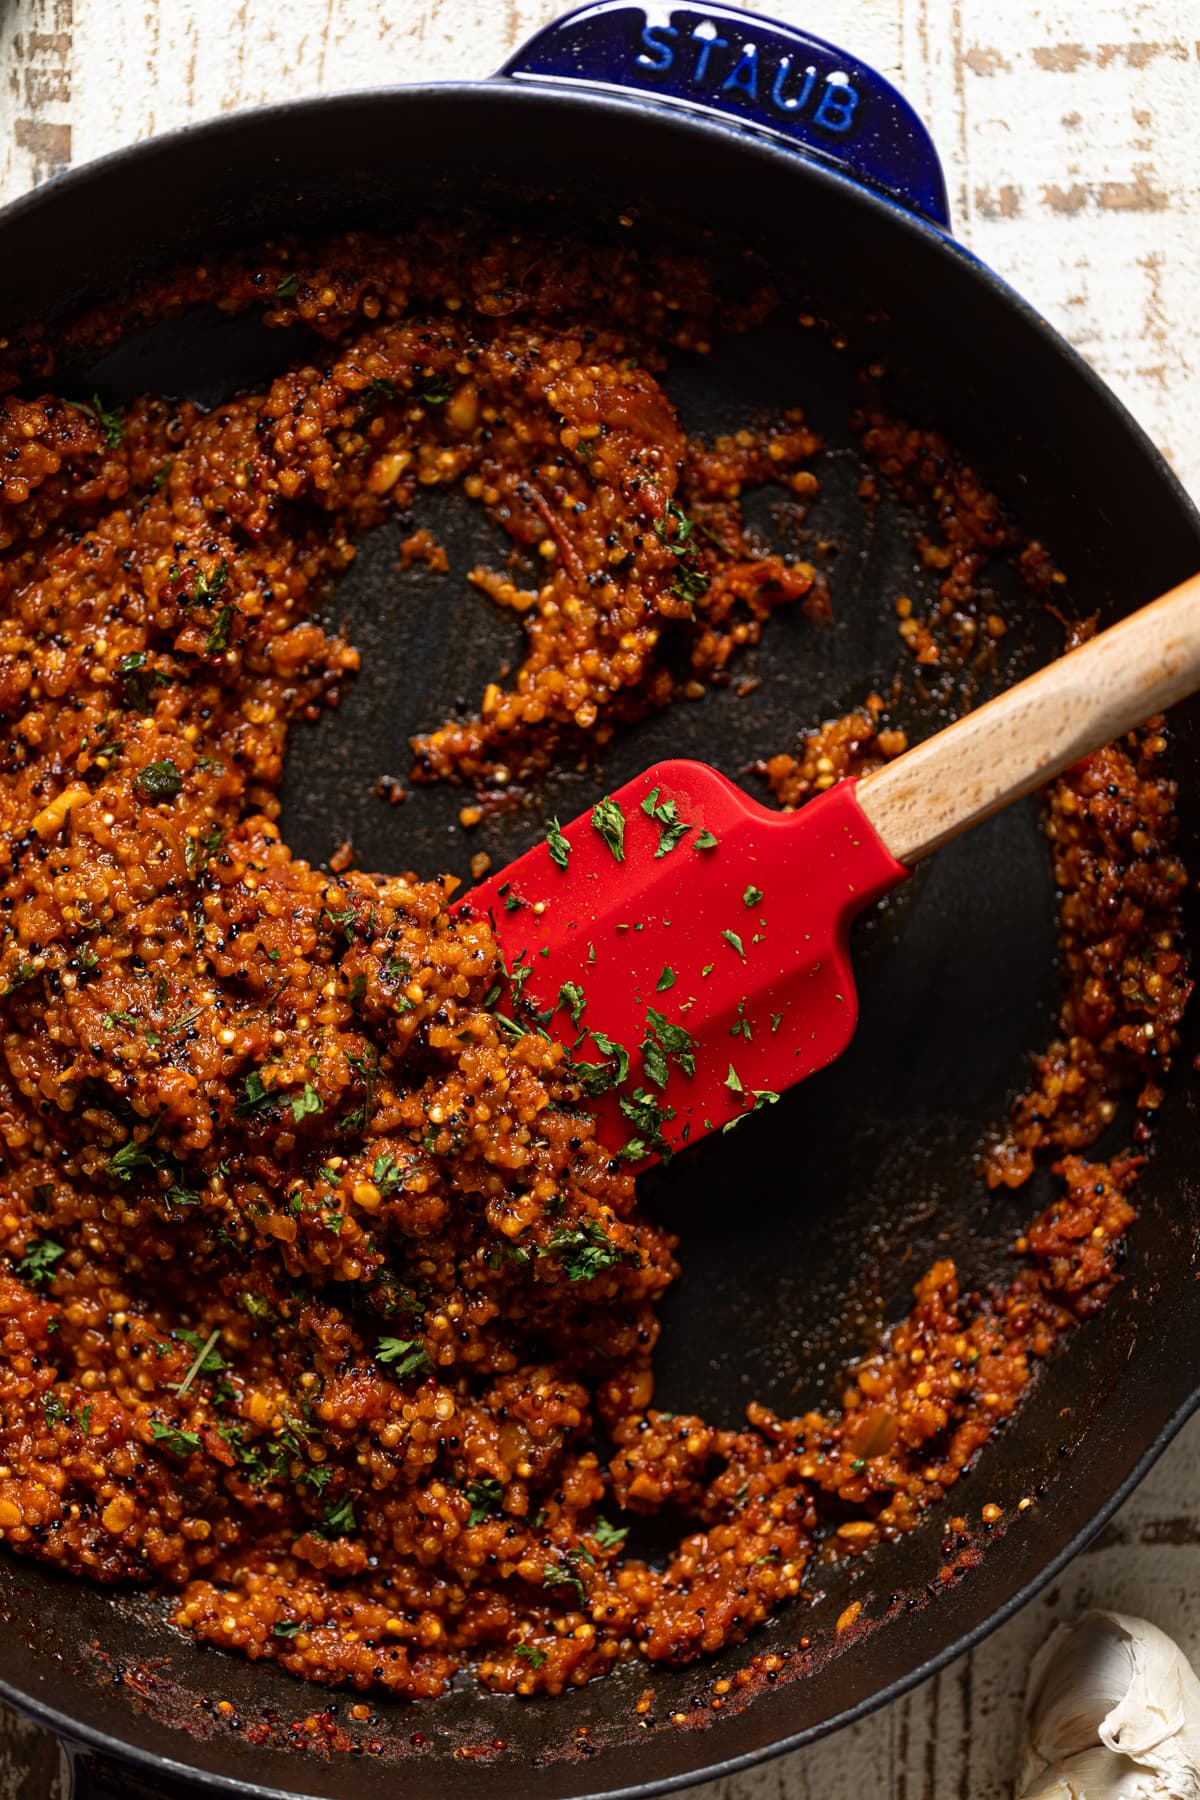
[857,572,1200,866]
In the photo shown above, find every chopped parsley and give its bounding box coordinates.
[656,965,675,991]
[545,1218,622,1283]
[104,1136,163,1182]
[372,1151,405,1197]
[725,1064,744,1094]
[617,1087,674,1160]
[274,272,299,298]
[235,1069,277,1117]
[172,1327,224,1396]
[558,980,586,1026]
[653,500,710,605]
[644,1008,695,1078]
[17,1236,65,1286]
[722,1088,781,1133]
[574,1029,630,1095]
[514,1642,547,1668]
[592,1516,629,1551]
[465,1476,504,1526]
[204,604,235,655]
[670,563,710,605]
[354,376,396,425]
[323,906,358,944]
[721,929,746,960]
[150,1422,202,1459]
[117,651,168,712]
[641,786,692,856]
[591,1030,630,1081]
[135,759,184,801]
[509,958,534,1009]
[215,1422,284,1487]
[318,1493,357,1538]
[291,1083,323,1123]
[573,1059,617,1096]
[272,1620,302,1639]
[189,561,229,607]
[80,393,124,448]
[654,498,695,554]
[640,1029,669,1090]
[44,1393,91,1434]
[695,828,719,852]
[743,884,763,907]
[375,1336,431,1378]
[545,817,572,869]
[542,1555,588,1607]
[591,795,626,862]
[416,372,452,405]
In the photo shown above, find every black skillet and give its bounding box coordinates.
[1,5,1198,1796]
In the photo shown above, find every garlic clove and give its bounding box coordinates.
[1020,1745,1167,1800]
[1018,1612,1200,1800]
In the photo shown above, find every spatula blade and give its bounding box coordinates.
[458,761,906,1158]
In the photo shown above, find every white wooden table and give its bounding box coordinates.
[0,3,1197,1794]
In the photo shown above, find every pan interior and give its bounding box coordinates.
[15,259,1077,1773]
[0,88,1197,1800]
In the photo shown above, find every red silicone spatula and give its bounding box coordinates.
[458,575,1200,1158]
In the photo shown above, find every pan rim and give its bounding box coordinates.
[2,75,1199,1800]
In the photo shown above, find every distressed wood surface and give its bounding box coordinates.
[0,3,1198,1795]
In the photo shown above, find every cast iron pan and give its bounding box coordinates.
[0,6,1198,1796]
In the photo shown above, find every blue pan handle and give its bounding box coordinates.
[498,1,950,229]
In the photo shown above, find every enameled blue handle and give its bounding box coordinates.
[498,2,950,230]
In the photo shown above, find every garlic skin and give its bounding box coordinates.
[1017,1611,1200,1799]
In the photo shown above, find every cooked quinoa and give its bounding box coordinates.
[0,232,1189,1699]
